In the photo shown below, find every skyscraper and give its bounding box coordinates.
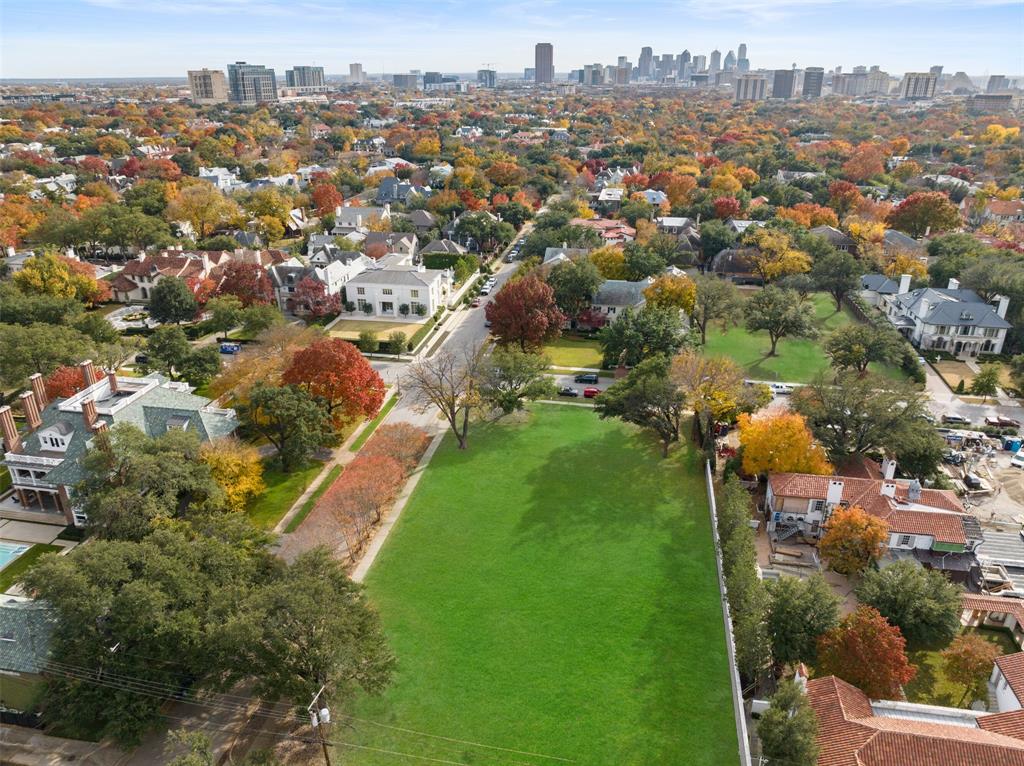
[738,43,747,60]
[987,75,1009,93]
[802,67,824,98]
[899,72,938,100]
[639,47,653,79]
[771,69,795,99]
[477,69,497,88]
[535,43,554,84]
[692,55,707,72]
[285,66,325,89]
[735,74,767,101]
[723,50,736,71]
[424,71,443,86]
[349,63,364,83]
[227,62,277,103]
[709,49,721,73]
[187,68,228,104]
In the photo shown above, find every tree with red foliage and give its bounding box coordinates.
[140,159,181,182]
[841,143,886,182]
[485,275,565,351]
[361,423,431,472]
[78,156,109,176]
[120,157,143,178]
[311,183,343,214]
[44,365,86,399]
[886,192,961,238]
[713,196,742,220]
[217,261,274,306]
[282,337,386,427]
[622,172,650,191]
[292,276,340,317]
[816,606,916,699]
[828,181,862,218]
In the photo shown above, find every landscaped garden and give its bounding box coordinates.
[904,627,1019,707]
[541,334,604,369]
[330,318,426,340]
[343,405,737,765]
[704,291,907,383]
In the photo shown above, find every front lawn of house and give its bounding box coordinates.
[704,291,908,384]
[344,405,737,765]
[245,459,325,530]
[541,334,604,369]
[329,318,426,341]
[904,627,1019,708]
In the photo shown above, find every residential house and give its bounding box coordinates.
[420,239,467,256]
[765,469,983,577]
[366,158,413,176]
[962,593,1024,649]
[711,247,762,284]
[109,251,223,302]
[269,248,372,313]
[198,166,242,191]
[594,187,625,213]
[344,264,451,319]
[984,199,1024,225]
[639,189,668,206]
[543,246,592,266]
[993,653,1024,712]
[805,672,1024,766]
[285,208,312,235]
[880,279,1011,357]
[453,126,483,140]
[775,169,827,184]
[725,218,765,235]
[883,228,926,257]
[375,177,431,205]
[588,278,651,322]
[331,204,391,236]
[0,596,55,713]
[655,216,701,257]
[405,209,438,236]
[860,272,911,307]
[0,362,238,526]
[229,230,263,249]
[809,224,857,253]
[571,217,635,244]
[362,232,418,258]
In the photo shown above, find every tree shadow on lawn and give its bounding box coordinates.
[904,651,957,707]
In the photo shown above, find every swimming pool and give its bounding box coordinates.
[0,542,30,569]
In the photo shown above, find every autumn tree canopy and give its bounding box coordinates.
[738,412,832,477]
[819,505,889,575]
[282,337,386,427]
[816,606,916,699]
[485,275,565,351]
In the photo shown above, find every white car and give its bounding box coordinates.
[1011,450,1024,468]
[768,382,795,396]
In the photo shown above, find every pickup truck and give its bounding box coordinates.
[986,416,1021,428]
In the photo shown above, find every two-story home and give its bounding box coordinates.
[0,361,238,527]
[766,467,983,577]
[109,252,224,302]
[588,279,651,322]
[362,232,418,258]
[344,263,451,319]
[880,278,1012,357]
[984,199,1024,224]
[375,177,432,205]
[570,217,636,244]
[269,252,369,313]
[331,204,391,237]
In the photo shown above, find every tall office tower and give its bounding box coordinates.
[709,49,721,73]
[393,73,419,89]
[738,43,747,61]
[187,68,229,104]
[899,72,938,100]
[349,63,364,83]
[639,47,654,78]
[987,75,1010,93]
[285,65,325,88]
[734,74,767,101]
[477,69,497,88]
[692,55,707,71]
[929,65,944,76]
[535,43,554,83]
[227,62,277,103]
[615,65,631,85]
[866,69,890,95]
[679,49,691,67]
[771,69,795,99]
[802,67,824,98]
[423,71,443,86]
[723,50,736,71]
[618,56,628,68]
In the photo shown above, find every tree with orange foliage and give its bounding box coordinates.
[310,183,343,214]
[841,143,886,182]
[737,412,832,477]
[816,606,916,699]
[217,261,274,306]
[360,423,431,473]
[828,181,862,218]
[778,203,839,229]
[282,337,385,428]
[44,365,86,399]
[819,505,889,575]
[942,633,1001,706]
[886,192,961,237]
[713,196,741,220]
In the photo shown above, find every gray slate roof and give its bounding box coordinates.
[884,229,925,251]
[347,268,444,287]
[0,597,55,675]
[593,279,651,307]
[861,274,901,293]
[893,287,1012,329]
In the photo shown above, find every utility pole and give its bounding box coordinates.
[308,685,333,766]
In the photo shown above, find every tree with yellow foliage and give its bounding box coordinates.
[199,438,265,513]
[589,246,628,279]
[710,173,743,195]
[979,124,1021,144]
[744,228,812,283]
[884,252,927,280]
[819,505,889,576]
[643,274,697,314]
[738,412,832,477]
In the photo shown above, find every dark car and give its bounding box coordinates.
[943,451,966,465]
[574,373,599,384]
[964,473,984,490]
[942,414,971,426]
[134,353,149,365]
[987,416,1022,428]
[558,386,579,397]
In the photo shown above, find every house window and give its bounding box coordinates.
[356,287,365,295]
[410,301,422,314]
[936,326,948,335]
[897,534,913,547]
[410,290,419,298]
[985,328,999,338]
[607,307,616,315]
[811,499,826,514]
[380,302,394,314]
[959,326,972,335]
[382,288,393,296]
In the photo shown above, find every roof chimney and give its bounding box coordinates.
[881,481,897,498]
[996,295,1010,319]
[80,359,97,387]
[908,479,922,502]
[107,371,119,393]
[898,274,911,294]
[92,419,108,434]
[826,479,844,505]
[0,405,21,453]
[19,390,41,430]
[29,372,48,408]
[948,277,960,291]
[882,457,897,480]
[82,398,97,428]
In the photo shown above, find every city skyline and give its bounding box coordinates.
[2,0,1023,79]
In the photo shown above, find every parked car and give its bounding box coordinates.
[558,386,579,397]
[219,343,242,354]
[987,416,1022,428]
[574,373,599,384]
[470,298,482,308]
[1011,450,1024,468]
[134,353,149,365]
[504,252,515,262]
[768,382,794,396]
[583,387,600,398]
[942,414,971,426]
[943,451,966,465]
[479,286,491,296]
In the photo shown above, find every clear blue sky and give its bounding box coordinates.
[2,0,1022,79]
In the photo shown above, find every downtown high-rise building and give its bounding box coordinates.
[802,67,824,98]
[285,65,325,88]
[227,62,277,103]
[737,42,749,73]
[709,49,721,73]
[187,68,229,104]
[899,72,938,100]
[735,74,767,101]
[987,75,1010,93]
[724,51,736,71]
[535,43,554,83]
[349,63,364,83]
[771,69,795,99]
[692,54,707,72]
[477,69,497,88]
[638,47,654,79]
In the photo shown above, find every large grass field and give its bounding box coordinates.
[541,335,604,369]
[343,405,737,766]
[704,291,906,383]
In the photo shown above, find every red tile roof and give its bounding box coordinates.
[987,199,1024,216]
[997,653,1024,703]
[807,675,1024,766]
[961,593,1024,627]
[980,710,1024,739]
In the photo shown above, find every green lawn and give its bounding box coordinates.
[245,459,325,530]
[704,291,907,383]
[542,335,604,369]
[0,544,62,592]
[349,394,399,452]
[284,464,343,534]
[905,627,1019,708]
[344,405,737,765]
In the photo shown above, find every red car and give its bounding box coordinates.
[583,387,600,398]
[470,298,482,308]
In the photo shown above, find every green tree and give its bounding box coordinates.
[0,283,83,326]
[123,178,169,216]
[596,355,685,457]
[176,345,221,387]
[148,277,198,324]
[546,257,603,320]
[145,325,191,377]
[358,329,379,353]
[824,324,900,374]
[478,348,556,414]
[245,384,333,472]
[387,330,408,355]
[71,312,121,345]
[205,295,244,340]
[698,218,737,268]
[765,575,841,667]
[241,303,283,336]
[855,560,963,650]
[598,306,686,368]
[690,275,741,345]
[0,322,94,386]
[622,242,666,280]
[744,286,817,356]
[970,363,1001,402]
[756,680,820,766]
[810,250,860,311]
